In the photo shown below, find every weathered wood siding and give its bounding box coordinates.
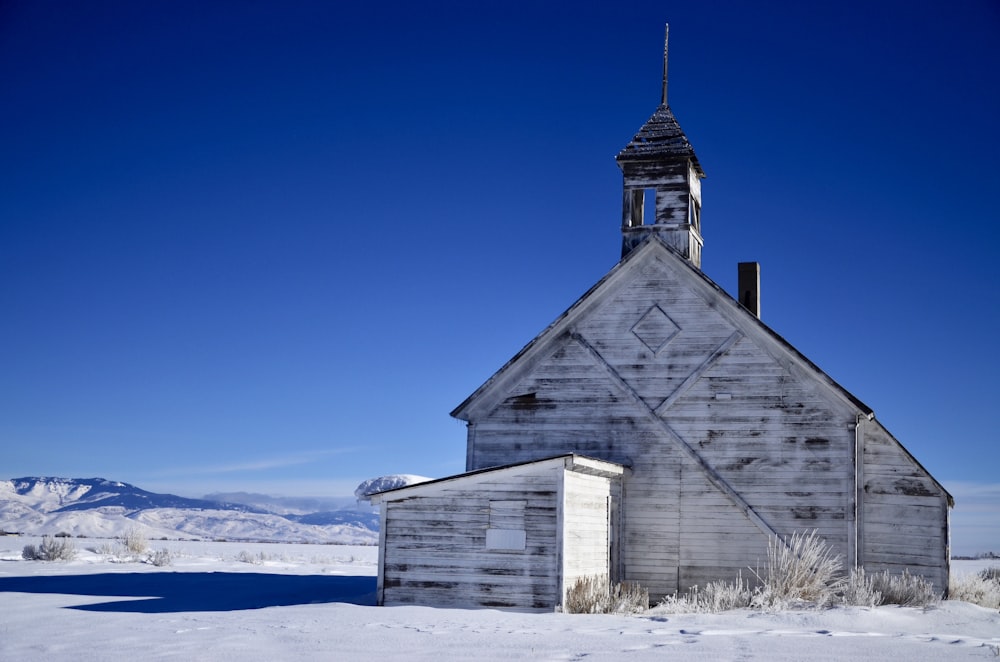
[463,246,862,598]
[620,160,703,264]
[561,471,612,596]
[860,419,950,592]
[380,464,563,609]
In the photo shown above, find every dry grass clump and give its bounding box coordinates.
[658,530,941,614]
[841,567,882,607]
[980,567,1000,583]
[750,530,843,609]
[660,530,843,613]
[869,569,938,607]
[950,568,1000,609]
[90,528,171,566]
[841,567,939,607]
[565,575,649,614]
[658,573,753,613]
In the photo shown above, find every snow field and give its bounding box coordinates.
[1,537,998,661]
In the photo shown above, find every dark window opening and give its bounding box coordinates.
[643,188,657,225]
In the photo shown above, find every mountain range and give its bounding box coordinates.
[0,477,379,545]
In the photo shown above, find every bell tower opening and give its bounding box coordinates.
[626,188,656,228]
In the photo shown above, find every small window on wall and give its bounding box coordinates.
[486,500,526,551]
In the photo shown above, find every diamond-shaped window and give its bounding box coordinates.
[631,305,680,354]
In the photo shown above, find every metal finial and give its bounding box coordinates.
[661,24,669,106]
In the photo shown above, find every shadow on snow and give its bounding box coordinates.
[0,572,376,613]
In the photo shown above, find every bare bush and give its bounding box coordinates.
[751,530,842,609]
[22,536,76,561]
[565,575,648,614]
[118,527,148,554]
[41,535,77,560]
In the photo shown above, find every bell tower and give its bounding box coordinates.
[616,25,706,266]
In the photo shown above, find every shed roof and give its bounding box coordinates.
[369,454,626,504]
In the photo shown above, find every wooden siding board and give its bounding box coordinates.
[861,421,948,592]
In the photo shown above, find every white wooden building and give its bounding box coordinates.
[375,26,951,609]
[371,455,624,608]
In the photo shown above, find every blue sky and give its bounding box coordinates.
[2,1,998,553]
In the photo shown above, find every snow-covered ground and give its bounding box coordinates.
[1,536,997,661]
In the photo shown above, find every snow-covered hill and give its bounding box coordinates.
[354,474,430,500]
[0,477,378,544]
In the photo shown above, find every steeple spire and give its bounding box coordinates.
[616,25,705,266]
[661,24,669,106]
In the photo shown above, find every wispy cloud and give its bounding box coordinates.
[140,477,367,499]
[944,481,1000,501]
[151,447,362,477]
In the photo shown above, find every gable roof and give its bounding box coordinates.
[616,104,705,177]
[867,417,954,506]
[451,236,871,421]
[451,236,952,509]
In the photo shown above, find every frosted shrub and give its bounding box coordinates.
[701,574,754,611]
[841,567,882,607]
[565,575,648,614]
[950,568,1000,609]
[654,533,943,613]
[23,536,76,561]
[147,548,173,567]
[658,573,753,613]
[869,569,939,607]
[656,592,698,613]
[751,530,842,609]
[237,550,265,565]
[118,527,148,554]
[658,532,841,613]
[610,581,649,614]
